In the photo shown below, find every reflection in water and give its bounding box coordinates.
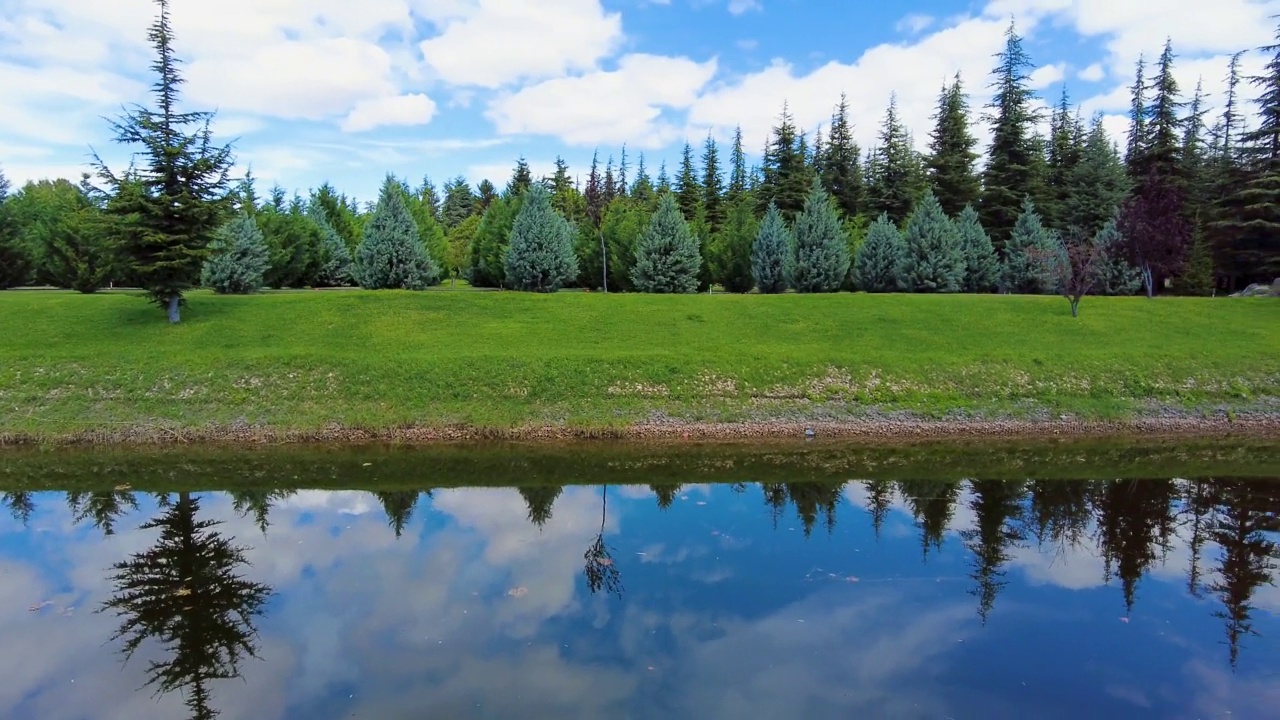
[584,485,623,598]
[99,492,273,720]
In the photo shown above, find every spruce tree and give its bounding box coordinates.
[854,213,906,292]
[200,213,269,294]
[758,102,811,219]
[702,133,726,233]
[311,183,360,252]
[926,73,982,217]
[710,195,758,293]
[308,201,353,287]
[1001,197,1060,294]
[656,160,671,194]
[507,158,533,196]
[631,193,701,293]
[258,201,322,288]
[476,179,498,212]
[675,142,702,222]
[728,126,749,203]
[1092,218,1142,296]
[441,176,478,230]
[867,94,926,223]
[1142,39,1187,182]
[617,145,630,198]
[0,166,33,289]
[954,204,999,292]
[791,177,850,293]
[1044,89,1085,230]
[505,184,577,292]
[354,175,439,290]
[1126,55,1149,174]
[752,202,793,294]
[417,176,442,222]
[602,197,649,291]
[901,190,965,292]
[1172,230,1214,296]
[821,93,864,220]
[90,0,235,322]
[979,21,1042,251]
[469,193,522,288]
[631,153,655,204]
[1065,114,1131,234]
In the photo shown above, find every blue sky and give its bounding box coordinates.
[1,0,1277,203]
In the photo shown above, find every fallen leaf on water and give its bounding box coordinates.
[506,587,528,598]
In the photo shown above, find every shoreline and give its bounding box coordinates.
[3,414,1278,447]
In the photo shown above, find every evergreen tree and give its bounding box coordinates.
[675,142,702,222]
[354,175,439,290]
[1141,39,1187,181]
[398,179,449,272]
[0,166,33,289]
[1172,230,1215,295]
[311,182,360,252]
[1001,197,1060,294]
[954,204,1000,292]
[507,157,533,196]
[758,102,811,219]
[584,151,607,227]
[1044,89,1085,230]
[752,202,794,294]
[1092,218,1143,296]
[469,193,522,288]
[926,73,982,216]
[258,200,322,288]
[854,213,907,292]
[866,94,926,223]
[821,93,864,220]
[728,126,749,202]
[632,153,655,204]
[441,176,477,230]
[1065,114,1131,234]
[201,213,269,294]
[9,178,117,292]
[791,177,850,292]
[505,184,578,292]
[617,145,630,198]
[631,194,701,293]
[90,0,235,322]
[1126,55,1149,173]
[980,21,1043,251]
[709,194,758,293]
[702,133,726,233]
[602,197,649,291]
[417,176,442,222]
[656,160,671,194]
[444,214,479,287]
[475,179,498,212]
[308,201,352,287]
[901,190,965,292]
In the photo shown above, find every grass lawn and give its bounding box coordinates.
[0,289,1276,439]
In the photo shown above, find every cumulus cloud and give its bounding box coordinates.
[896,13,936,35]
[341,93,439,132]
[1029,62,1067,89]
[727,0,763,15]
[1079,63,1106,82]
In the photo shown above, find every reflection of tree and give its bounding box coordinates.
[1026,480,1096,555]
[1095,479,1176,614]
[68,490,139,536]
[3,491,35,525]
[785,482,844,537]
[1182,478,1216,598]
[898,479,961,559]
[1205,479,1280,670]
[650,484,682,511]
[99,492,272,720]
[863,479,895,539]
[961,479,1026,624]
[583,485,622,598]
[518,485,563,529]
[374,491,424,538]
[229,489,296,534]
[761,482,788,529]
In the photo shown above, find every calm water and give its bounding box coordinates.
[1,440,1278,719]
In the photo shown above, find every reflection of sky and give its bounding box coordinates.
[0,482,1276,720]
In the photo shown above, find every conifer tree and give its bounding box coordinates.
[602,197,649,291]
[926,73,982,217]
[90,0,235,322]
[791,177,850,292]
[0,166,33,289]
[475,179,498,212]
[1126,55,1149,173]
[752,202,794,294]
[507,158,533,196]
[1001,197,1060,294]
[675,142,702,222]
[901,189,965,292]
[505,183,578,292]
[603,156,617,206]
[201,213,269,294]
[821,93,864,220]
[617,145,630,197]
[469,193,522,288]
[702,133,726,233]
[709,195,758,292]
[417,176,442,221]
[1092,218,1142,295]
[631,194,701,293]
[656,160,671,194]
[867,94,926,223]
[728,126,749,202]
[758,102,811,219]
[1172,230,1214,295]
[631,153,655,204]
[355,175,439,290]
[308,201,352,287]
[441,176,478,229]
[258,199,322,288]
[854,213,906,292]
[311,183,360,252]
[1066,114,1131,234]
[1142,39,1186,182]
[1044,89,1085,230]
[584,150,607,227]
[954,204,1000,292]
[979,21,1042,250]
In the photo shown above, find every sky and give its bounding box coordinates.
[1,0,1278,203]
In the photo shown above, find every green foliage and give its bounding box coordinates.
[505,184,578,292]
[1002,197,1061,294]
[8,178,117,292]
[758,103,812,219]
[702,134,726,233]
[821,94,864,220]
[926,74,982,216]
[441,176,477,230]
[311,183,360,252]
[866,95,927,223]
[398,180,449,271]
[602,197,649,292]
[791,178,850,293]
[201,214,269,294]
[901,190,965,293]
[675,142,702,222]
[354,176,440,290]
[854,213,906,292]
[709,195,759,293]
[1043,89,1085,230]
[445,215,480,286]
[469,193,522,288]
[632,194,702,293]
[1172,230,1215,296]
[0,168,33,289]
[258,203,322,288]
[1092,218,1142,296]
[1066,114,1130,235]
[308,202,352,287]
[980,22,1043,250]
[752,202,794,294]
[954,205,1000,293]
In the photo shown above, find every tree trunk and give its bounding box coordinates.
[1070,297,1080,317]
[166,295,180,324]
[1141,264,1154,299]
[600,231,608,294]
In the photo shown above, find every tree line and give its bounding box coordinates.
[0,2,1277,322]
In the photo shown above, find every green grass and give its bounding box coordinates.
[0,289,1276,439]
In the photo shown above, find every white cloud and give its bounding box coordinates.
[1079,63,1106,82]
[896,13,936,35]
[736,38,759,51]
[1029,62,1067,89]
[728,0,762,15]
[341,93,438,132]
[419,0,624,88]
[486,54,719,149]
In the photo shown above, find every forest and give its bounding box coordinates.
[0,2,1278,323]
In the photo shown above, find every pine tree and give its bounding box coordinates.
[752,202,794,294]
[505,183,578,292]
[656,160,671,194]
[602,197,649,291]
[469,193,522,288]
[1092,218,1142,296]
[507,157,533,196]
[758,102,811,219]
[1044,89,1085,230]
[617,145,630,198]
[417,176,442,221]
[1001,197,1060,294]
[954,204,1000,292]
[702,133,726,233]
[979,21,1043,251]
[90,0,235,322]
[867,94,926,223]
[1172,230,1214,295]
[311,182,360,252]
[632,153,655,204]
[441,176,477,229]
[1065,114,1131,234]
[400,179,449,271]
[631,194,701,293]
[854,213,906,292]
[354,175,439,290]
[675,142,702,222]
[475,179,498,212]
[1142,39,1186,182]
[901,190,965,292]
[926,73,982,217]
[791,177,850,293]
[709,194,758,292]
[258,199,322,288]
[728,126,749,202]
[0,165,33,289]
[1126,55,1148,173]
[201,213,269,294]
[821,93,864,220]
[308,201,352,287]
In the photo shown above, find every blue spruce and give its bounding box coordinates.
[631,193,702,293]
[902,189,965,292]
[505,184,578,292]
[1001,197,1060,294]
[752,202,794,293]
[954,204,999,292]
[354,175,440,290]
[201,214,270,294]
[854,213,906,292]
[791,177,850,292]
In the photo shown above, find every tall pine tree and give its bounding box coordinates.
[821,93,864,221]
[867,94,926,224]
[702,133,726,233]
[926,73,981,217]
[758,102,811,219]
[979,21,1042,252]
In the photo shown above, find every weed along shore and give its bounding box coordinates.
[1,291,1277,446]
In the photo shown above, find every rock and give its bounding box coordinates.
[1230,283,1277,298]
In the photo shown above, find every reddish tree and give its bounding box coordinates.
[1033,228,1104,317]
[1117,170,1191,297]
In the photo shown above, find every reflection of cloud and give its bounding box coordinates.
[278,490,376,516]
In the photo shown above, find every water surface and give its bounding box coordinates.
[1,439,1278,719]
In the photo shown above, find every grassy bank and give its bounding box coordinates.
[0,289,1277,442]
